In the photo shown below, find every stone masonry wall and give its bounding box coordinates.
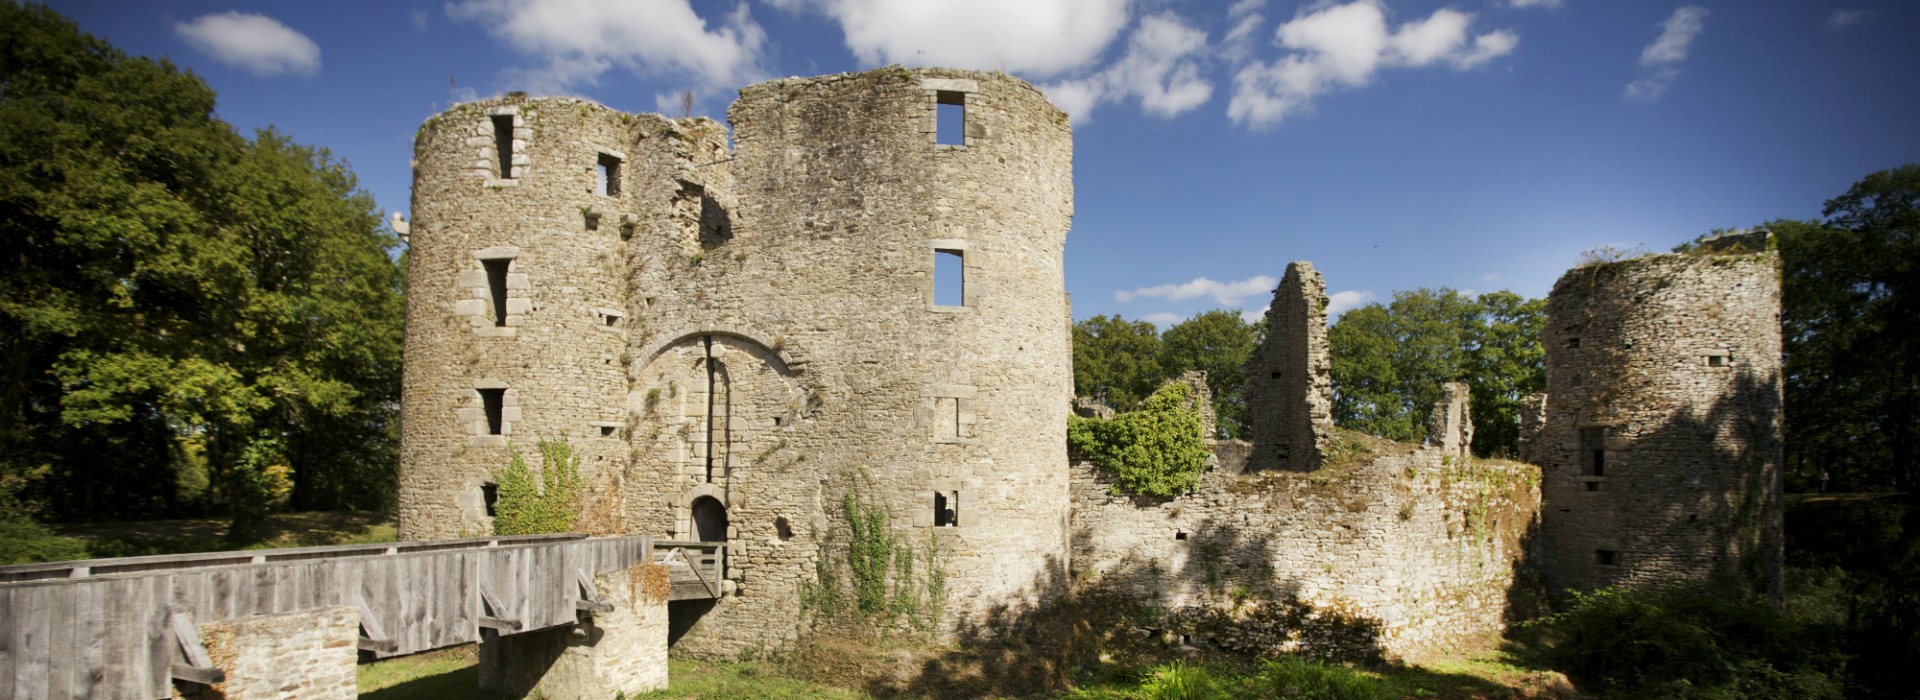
[185,606,357,700]
[477,564,669,699]
[1069,440,1540,662]
[1244,261,1334,471]
[1536,251,1784,599]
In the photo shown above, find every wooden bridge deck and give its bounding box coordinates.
[0,534,725,700]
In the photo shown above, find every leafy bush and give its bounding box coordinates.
[1516,587,1845,699]
[225,434,294,545]
[1257,657,1386,700]
[1069,383,1209,497]
[492,439,580,535]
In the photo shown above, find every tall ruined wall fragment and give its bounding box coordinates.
[1536,251,1783,599]
[1244,261,1334,471]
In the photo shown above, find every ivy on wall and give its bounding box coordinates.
[493,439,581,535]
[1069,382,1210,497]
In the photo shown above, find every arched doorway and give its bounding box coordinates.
[691,496,728,542]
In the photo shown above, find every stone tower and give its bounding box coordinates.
[399,67,1074,653]
[1534,244,1783,598]
[1244,261,1334,471]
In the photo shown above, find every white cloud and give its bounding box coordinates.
[1826,10,1874,30]
[1141,312,1187,328]
[1640,6,1709,66]
[1239,305,1268,325]
[780,0,1130,78]
[1325,289,1376,316]
[411,9,430,30]
[1114,275,1278,306]
[1227,1,1517,129]
[447,0,766,93]
[1043,12,1213,123]
[174,12,320,77]
[1228,0,1265,18]
[1624,6,1707,101]
[1509,0,1562,8]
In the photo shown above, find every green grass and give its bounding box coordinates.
[359,646,488,700]
[636,658,867,699]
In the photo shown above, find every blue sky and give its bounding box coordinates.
[43,0,1920,327]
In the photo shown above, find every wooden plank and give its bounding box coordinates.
[143,576,173,700]
[168,610,225,687]
[73,582,107,698]
[46,582,74,699]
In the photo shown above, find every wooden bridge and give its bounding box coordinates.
[0,534,725,700]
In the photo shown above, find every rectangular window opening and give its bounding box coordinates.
[491,115,515,179]
[482,258,511,327]
[1566,337,1581,349]
[479,388,506,435]
[936,91,965,146]
[482,482,499,517]
[1595,549,1620,566]
[934,491,958,527]
[598,425,616,438]
[1174,531,1189,541]
[1586,481,1600,492]
[934,249,964,306]
[1579,427,1608,477]
[597,153,622,197]
[1706,354,1728,367]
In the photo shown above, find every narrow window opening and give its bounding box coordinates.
[775,516,794,541]
[1270,371,1282,379]
[1591,449,1606,477]
[479,388,506,435]
[603,313,619,328]
[1706,354,1728,367]
[482,258,511,327]
[596,153,622,196]
[598,425,616,438]
[934,491,958,527]
[491,115,515,178]
[1595,549,1619,566]
[482,482,499,517]
[773,416,786,427]
[1174,531,1189,541]
[1580,427,1608,477]
[934,249,964,306]
[1566,337,1581,349]
[936,91,965,146]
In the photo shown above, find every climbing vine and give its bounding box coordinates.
[802,478,947,633]
[1068,382,1210,497]
[492,439,581,535]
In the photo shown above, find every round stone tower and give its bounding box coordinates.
[1535,244,1783,599]
[399,96,717,538]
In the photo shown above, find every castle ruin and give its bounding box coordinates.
[398,66,1783,661]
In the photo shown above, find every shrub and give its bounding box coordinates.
[1068,383,1209,497]
[492,439,581,535]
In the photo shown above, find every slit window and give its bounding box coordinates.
[598,425,616,438]
[1566,337,1581,349]
[1580,427,1608,477]
[482,482,499,517]
[933,491,958,527]
[934,249,964,306]
[479,388,506,435]
[491,115,515,179]
[597,153,622,197]
[482,258,511,327]
[1706,354,1728,367]
[936,91,965,146]
[1595,549,1620,566]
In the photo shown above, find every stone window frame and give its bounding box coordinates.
[921,383,977,444]
[482,106,528,187]
[594,148,627,198]
[594,306,624,333]
[461,380,518,447]
[914,478,977,528]
[1574,423,1627,483]
[920,78,979,150]
[925,238,977,311]
[1703,349,1732,368]
[456,247,528,337]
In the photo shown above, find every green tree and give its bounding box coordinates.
[0,5,403,531]
[1162,309,1260,438]
[1072,315,1165,411]
[1327,289,1544,454]
[1068,382,1210,497]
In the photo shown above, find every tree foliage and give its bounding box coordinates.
[1072,315,1166,411]
[1069,382,1210,497]
[1327,289,1544,455]
[1162,309,1261,438]
[0,5,404,528]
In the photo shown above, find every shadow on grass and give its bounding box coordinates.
[359,664,485,700]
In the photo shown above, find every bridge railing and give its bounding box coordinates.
[652,540,726,600]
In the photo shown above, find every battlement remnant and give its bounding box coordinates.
[1244,261,1334,471]
[1427,382,1472,459]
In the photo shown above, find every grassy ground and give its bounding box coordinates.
[47,510,395,558]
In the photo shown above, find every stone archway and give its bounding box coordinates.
[691,496,728,542]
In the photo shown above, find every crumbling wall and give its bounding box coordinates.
[186,607,358,700]
[1427,382,1472,459]
[1244,261,1334,471]
[477,565,669,700]
[1068,439,1540,662]
[1536,250,1783,599]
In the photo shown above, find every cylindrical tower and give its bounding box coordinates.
[1536,246,1783,598]
[400,97,689,539]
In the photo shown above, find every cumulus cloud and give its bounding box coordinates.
[174,12,320,77]
[1141,312,1187,328]
[1624,6,1708,102]
[1509,0,1562,8]
[1325,289,1377,316]
[777,0,1129,78]
[447,0,765,93]
[1043,12,1213,123]
[1114,275,1278,306]
[1239,305,1268,324]
[1227,1,1518,129]
[1826,10,1874,30]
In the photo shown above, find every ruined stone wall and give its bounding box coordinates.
[188,607,358,700]
[1244,261,1334,471]
[1068,441,1540,661]
[1536,251,1783,598]
[402,66,1074,655]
